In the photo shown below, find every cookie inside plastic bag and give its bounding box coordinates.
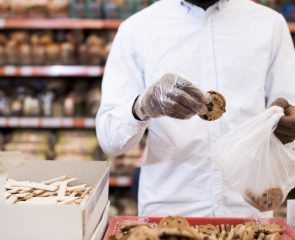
[212,106,295,212]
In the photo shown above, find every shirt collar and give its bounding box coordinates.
[179,0,229,12]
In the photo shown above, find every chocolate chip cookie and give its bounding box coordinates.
[245,188,284,211]
[159,216,190,229]
[199,91,226,121]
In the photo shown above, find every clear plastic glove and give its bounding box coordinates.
[133,73,209,120]
[272,98,295,144]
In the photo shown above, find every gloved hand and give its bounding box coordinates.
[272,98,295,144]
[132,73,209,120]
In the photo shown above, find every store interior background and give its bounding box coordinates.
[0,0,294,217]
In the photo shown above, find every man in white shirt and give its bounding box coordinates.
[96,0,295,217]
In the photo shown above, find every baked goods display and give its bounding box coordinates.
[245,188,284,212]
[0,31,109,66]
[4,130,51,160]
[0,79,101,117]
[1,128,143,162]
[5,175,92,205]
[108,216,285,240]
[0,0,69,18]
[109,140,144,176]
[54,130,99,160]
[1,0,288,21]
[102,0,155,19]
[0,0,158,19]
[3,130,100,161]
[199,91,226,121]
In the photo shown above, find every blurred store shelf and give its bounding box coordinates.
[0,19,294,32]
[0,117,95,128]
[289,22,295,33]
[109,176,133,187]
[0,66,104,77]
[0,19,122,29]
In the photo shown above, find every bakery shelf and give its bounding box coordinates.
[0,117,95,128]
[109,176,133,187]
[0,66,104,77]
[0,19,122,29]
[0,19,293,32]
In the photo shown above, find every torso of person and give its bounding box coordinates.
[107,0,295,217]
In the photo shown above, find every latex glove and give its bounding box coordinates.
[133,73,209,120]
[272,98,295,144]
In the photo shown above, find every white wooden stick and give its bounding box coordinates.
[13,193,33,198]
[58,197,78,205]
[33,189,45,195]
[7,187,32,192]
[57,182,67,200]
[42,176,68,185]
[51,178,77,186]
[7,188,20,194]
[5,192,11,199]
[67,184,87,192]
[39,191,56,197]
[6,195,18,204]
[81,187,92,198]
[61,177,77,185]
[75,198,83,203]
[19,188,34,193]
[70,191,79,197]
[22,193,34,201]
[9,179,57,192]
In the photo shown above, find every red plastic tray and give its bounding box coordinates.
[103,216,295,240]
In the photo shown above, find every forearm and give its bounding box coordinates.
[96,97,148,156]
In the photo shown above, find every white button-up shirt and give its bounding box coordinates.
[96,0,295,217]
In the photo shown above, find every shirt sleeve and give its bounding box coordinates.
[96,21,148,156]
[265,14,295,106]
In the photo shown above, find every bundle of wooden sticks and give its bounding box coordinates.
[5,175,92,205]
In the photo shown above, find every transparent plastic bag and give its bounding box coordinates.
[212,106,295,212]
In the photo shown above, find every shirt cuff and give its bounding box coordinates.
[113,96,149,129]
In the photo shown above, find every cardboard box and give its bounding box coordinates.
[0,160,109,240]
[91,201,110,240]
